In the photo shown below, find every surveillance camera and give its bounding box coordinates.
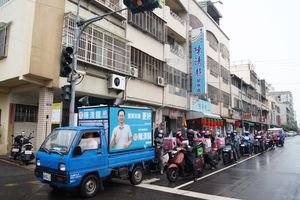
[75,70,86,75]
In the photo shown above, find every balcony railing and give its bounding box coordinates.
[93,0,126,18]
[62,14,130,74]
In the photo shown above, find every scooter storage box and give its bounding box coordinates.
[163,137,176,151]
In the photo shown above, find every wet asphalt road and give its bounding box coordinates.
[1,136,300,200]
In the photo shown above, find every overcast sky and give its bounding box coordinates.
[215,0,300,125]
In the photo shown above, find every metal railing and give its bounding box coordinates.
[93,0,127,18]
[62,15,130,74]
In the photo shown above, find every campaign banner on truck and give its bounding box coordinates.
[78,107,109,135]
[109,107,152,153]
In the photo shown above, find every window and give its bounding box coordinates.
[220,43,230,63]
[79,132,101,151]
[164,65,187,97]
[206,31,218,52]
[222,92,230,108]
[221,66,229,84]
[131,47,164,84]
[0,22,9,59]
[14,104,38,122]
[208,85,220,105]
[207,56,219,78]
[234,98,241,109]
[128,11,165,43]
[62,15,130,74]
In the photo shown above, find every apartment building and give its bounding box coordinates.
[0,0,232,154]
[230,61,269,131]
[268,91,297,128]
[187,0,231,132]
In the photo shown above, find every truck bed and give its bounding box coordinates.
[108,148,155,168]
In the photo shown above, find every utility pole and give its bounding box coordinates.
[68,0,127,126]
[241,78,244,132]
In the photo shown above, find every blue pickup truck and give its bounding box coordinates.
[35,106,155,197]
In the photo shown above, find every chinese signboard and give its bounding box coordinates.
[191,27,206,95]
[191,98,212,114]
[51,103,62,125]
[243,113,252,120]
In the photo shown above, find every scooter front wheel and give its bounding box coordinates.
[167,167,178,182]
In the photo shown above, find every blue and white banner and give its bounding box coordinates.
[191,27,206,95]
[109,107,152,153]
[191,99,212,114]
[78,107,108,120]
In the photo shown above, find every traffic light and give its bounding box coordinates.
[60,46,73,77]
[123,0,161,14]
[62,85,72,101]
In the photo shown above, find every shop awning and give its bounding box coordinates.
[186,111,222,120]
[244,121,255,126]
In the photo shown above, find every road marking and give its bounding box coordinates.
[4,183,19,187]
[137,183,241,200]
[142,178,160,184]
[174,152,263,189]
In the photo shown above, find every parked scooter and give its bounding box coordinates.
[166,143,205,182]
[19,132,35,165]
[274,134,284,147]
[10,131,26,160]
[240,135,253,156]
[253,135,264,154]
[222,135,238,165]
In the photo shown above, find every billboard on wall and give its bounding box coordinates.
[109,107,152,153]
[191,27,206,95]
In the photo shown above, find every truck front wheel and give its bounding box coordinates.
[80,174,99,198]
[129,166,144,185]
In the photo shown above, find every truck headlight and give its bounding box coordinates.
[59,163,66,171]
[36,160,41,166]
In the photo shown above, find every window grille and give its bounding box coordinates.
[62,15,130,74]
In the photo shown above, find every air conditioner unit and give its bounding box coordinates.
[108,74,125,91]
[228,109,234,116]
[129,67,138,78]
[156,76,165,86]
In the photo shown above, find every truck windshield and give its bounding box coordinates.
[40,129,77,154]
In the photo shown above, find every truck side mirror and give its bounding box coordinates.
[73,146,82,157]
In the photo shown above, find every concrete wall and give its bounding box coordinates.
[0,92,9,155]
[0,0,35,81]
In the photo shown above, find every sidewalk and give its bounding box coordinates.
[0,155,35,171]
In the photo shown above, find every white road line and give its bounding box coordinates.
[137,183,241,200]
[174,152,263,189]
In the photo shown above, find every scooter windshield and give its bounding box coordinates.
[40,129,77,154]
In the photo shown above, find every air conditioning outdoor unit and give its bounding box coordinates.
[129,67,138,78]
[156,76,165,87]
[228,109,234,115]
[108,74,125,91]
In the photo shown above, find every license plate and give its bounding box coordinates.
[25,150,32,155]
[43,172,51,181]
[12,148,19,152]
[241,144,245,147]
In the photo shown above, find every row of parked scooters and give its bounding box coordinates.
[10,131,35,165]
[161,130,285,183]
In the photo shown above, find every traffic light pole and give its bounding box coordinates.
[68,0,127,126]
